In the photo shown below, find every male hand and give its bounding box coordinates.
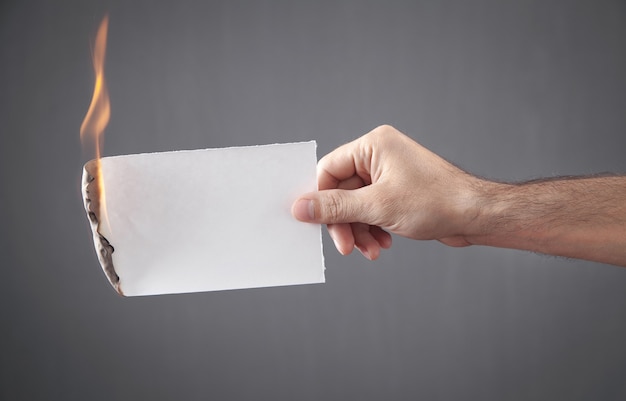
[291,125,481,260]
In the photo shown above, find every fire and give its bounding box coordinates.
[81,15,110,229]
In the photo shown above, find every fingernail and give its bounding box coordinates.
[293,199,314,221]
[332,238,344,255]
[362,249,371,260]
[357,246,371,260]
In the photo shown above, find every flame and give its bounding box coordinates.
[81,15,111,230]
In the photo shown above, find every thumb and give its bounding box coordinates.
[291,188,368,224]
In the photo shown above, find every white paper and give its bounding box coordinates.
[95,141,324,296]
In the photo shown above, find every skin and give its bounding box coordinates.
[291,125,626,267]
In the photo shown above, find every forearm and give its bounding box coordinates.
[466,176,626,267]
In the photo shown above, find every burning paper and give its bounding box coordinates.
[82,142,325,296]
[80,15,324,296]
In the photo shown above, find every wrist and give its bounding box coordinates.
[462,178,511,245]
[436,175,500,247]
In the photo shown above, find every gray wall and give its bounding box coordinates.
[2,1,626,400]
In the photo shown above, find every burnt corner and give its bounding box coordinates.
[82,160,123,296]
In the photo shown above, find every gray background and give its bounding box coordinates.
[1,1,626,400]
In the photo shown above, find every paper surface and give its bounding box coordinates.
[93,141,325,296]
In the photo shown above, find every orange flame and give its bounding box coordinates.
[81,15,110,229]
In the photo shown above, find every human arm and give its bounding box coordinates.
[291,125,626,266]
[469,176,626,266]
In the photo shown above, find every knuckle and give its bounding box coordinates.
[366,124,401,147]
[372,124,396,138]
[324,192,345,222]
[320,191,359,223]
[373,124,394,134]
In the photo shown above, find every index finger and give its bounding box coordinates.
[317,137,373,191]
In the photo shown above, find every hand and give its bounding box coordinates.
[292,125,481,260]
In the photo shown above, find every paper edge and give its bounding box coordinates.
[98,140,318,162]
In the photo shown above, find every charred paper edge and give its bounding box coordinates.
[82,160,124,296]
